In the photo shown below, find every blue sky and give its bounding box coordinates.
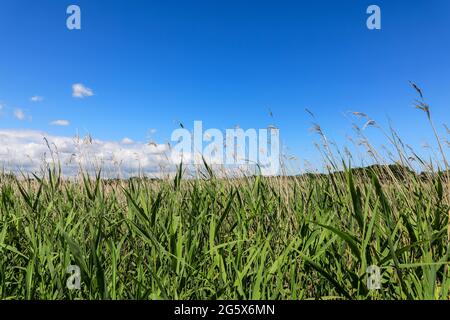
[0,0,449,171]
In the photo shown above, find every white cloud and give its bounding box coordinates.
[0,130,262,179]
[121,137,134,144]
[0,129,173,178]
[30,96,44,102]
[14,109,27,120]
[51,120,70,126]
[72,83,94,98]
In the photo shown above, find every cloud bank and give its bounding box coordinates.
[0,129,174,178]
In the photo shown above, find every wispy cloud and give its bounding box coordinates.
[72,83,94,98]
[14,109,28,121]
[50,120,70,126]
[30,96,44,102]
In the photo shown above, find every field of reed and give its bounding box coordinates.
[0,85,449,300]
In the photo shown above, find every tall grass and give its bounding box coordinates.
[0,85,449,300]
